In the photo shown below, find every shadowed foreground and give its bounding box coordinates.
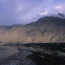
[0,43,65,65]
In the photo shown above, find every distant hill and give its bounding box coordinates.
[0,16,65,44]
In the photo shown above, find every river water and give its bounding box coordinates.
[0,46,36,65]
[0,46,19,60]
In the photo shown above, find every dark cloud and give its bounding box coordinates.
[0,0,65,26]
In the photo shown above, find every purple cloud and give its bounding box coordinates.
[0,0,65,25]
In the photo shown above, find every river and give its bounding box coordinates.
[0,46,19,60]
[0,46,36,65]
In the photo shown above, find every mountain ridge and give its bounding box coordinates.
[0,16,65,44]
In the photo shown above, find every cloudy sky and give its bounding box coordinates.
[0,0,65,26]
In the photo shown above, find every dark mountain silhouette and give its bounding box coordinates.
[58,13,64,17]
[0,16,65,44]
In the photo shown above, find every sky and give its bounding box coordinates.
[0,0,65,26]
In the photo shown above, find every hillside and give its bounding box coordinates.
[0,16,65,43]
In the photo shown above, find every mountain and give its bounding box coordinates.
[0,16,65,44]
[58,13,65,17]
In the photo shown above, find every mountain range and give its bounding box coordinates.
[0,16,65,44]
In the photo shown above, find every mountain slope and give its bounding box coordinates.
[0,16,65,43]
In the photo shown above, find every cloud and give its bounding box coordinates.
[39,11,48,16]
[0,0,65,25]
[54,5,65,13]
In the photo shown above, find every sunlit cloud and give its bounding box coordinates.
[39,11,48,16]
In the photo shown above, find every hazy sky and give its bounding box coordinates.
[0,0,65,26]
